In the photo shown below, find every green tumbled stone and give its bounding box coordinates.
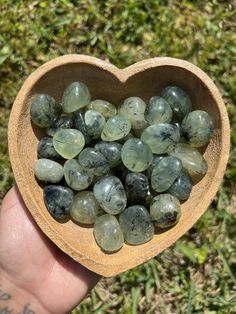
[101,115,131,141]
[94,141,122,168]
[93,176,127,214]
[161,86,192,121]
[30,94,61,127]
[74,110,91,144]
[53,129,85,159]
[34,158,63,183]
[70,191,99,224]
[169,143,208,176]
[119,205,154,245]
[182,110,213,147]
[94,214,124,252]
[146,154,166,178]
[78,148,110,176]
[145,96,173,124]
[125,173,150,205]
[141,123,180,154]
[37,137,61,159]
[46,114,74,137]
[87,99,117,118]
[64,159,93,191]
[119,97,148,130]
[62,81,91,113]
[151,156,182,193]
[84,110,105,139]
[150,194,181,228]
[167,169,193,201]
[121,138,153,172]
[173,123,187,143]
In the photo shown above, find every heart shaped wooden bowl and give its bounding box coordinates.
[8,55,230,276]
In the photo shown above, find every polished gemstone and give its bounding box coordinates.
[84,110,105,139]
[93,176,127,214]
[37,137,61,159]
[173,123,187,143]
[121,138,153,172]
[35,158,63,183]
[46,114,74,137]
[87,99,117,118]
[64,159,93,191]
[70,191,99,224]
[94,214,124,252]
[141,123,180,154]
[145,96,173,124]
[44,185,74,220]
[78,148,110,176]
[101,115,131,141]
[30,94,61,127]
[94,141,122,168]
[62,81,91,113]
[146,154,166,178]
[125,172,150,205]
[53,129,85,159]
[74,109,91,144]
[167,169,193,201]
[150,194,181,228]
[119,205,154,245]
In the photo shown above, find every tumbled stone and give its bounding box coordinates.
[141,123,180,154]
[146,154,166,178]
[93,176,127,214]
[125,172,150,205]
[78,148,110,176]
[44,185,74,220]
[84,110,105,139]
[121,138,153,172]
[173,123,187,143]
[70,191,99,224]
[53,129,85,159]
[87,99,117,118]
[119,205,154,245]
[94,141,122,168]
[145,96,173,124]
[46,114,74,137]
[64,159,93,191]
[74,109,91,144]
[167,169,193,201]
[182,110,213,147]
[34,158,63,183]
[151,156,182,192]
[101,115,131,141]
[150,194,181,228]
[37,137,61,159]
[30,94,61,127]
[62,81,91,113]
[94,214,124,252]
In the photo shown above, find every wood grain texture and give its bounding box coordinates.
[8,55,230,277]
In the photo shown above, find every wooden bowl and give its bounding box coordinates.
[8,55,230,277]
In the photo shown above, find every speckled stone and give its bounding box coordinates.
[30,94,61,127]
[34,158,63,183]
[119,205,154,245]
[182,110,213,147]
[46,114,74,137]
[125,172,150,205]
[44,185,74,220]
[53,129,85,159]
[93,176,127,214]
[145,96,173,124]
[70,191,99,224]
[141,123,180,154]
[146,154,166,178]
[101,115,131,141]
[121,138,153,172]
[94,214,124,252]
[94,141,122,168]
[150,194,181,228]
[167,169,193,201]
[62,81,91,113]
[173,123,187,143]
[64,159,93,191]
[37,137,61,159]
[84,110,105,139]
[78,148,110,176]
[87,99,117,118]
[73,109,91,144]
[151,156,182,193]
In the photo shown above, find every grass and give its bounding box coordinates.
[0,0,236,313]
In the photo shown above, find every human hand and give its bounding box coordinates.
[0,186,100,314]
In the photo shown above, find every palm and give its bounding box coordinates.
[0,187,99,314]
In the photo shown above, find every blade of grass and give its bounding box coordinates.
[131,287,140,314]
[186,281,195,314]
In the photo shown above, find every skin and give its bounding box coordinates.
[0,186,100,314]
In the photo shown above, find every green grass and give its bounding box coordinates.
[0,0,236,313]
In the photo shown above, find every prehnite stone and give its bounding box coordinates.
[141,123,180,154]
[119,97,148,130]
[46,114,74,137]
[94,141,122,168]
[62,81,91,113]
[151,156,182,193]
[119,205,154,245]
[37,137,61,159]
[146,154,166,178]
[70,191,99,224]
[94,214,124,252]
[74,109,91,144]
[44,185,74,220]
[64,159,93,191]
[169,143,208,176]
[150,194,181,228]
[161,86,192,121]
[53,129,85,159]
[78,148,110,176]
[121,138,153,172]
[173,123,187,143]
[182,110,213,147]
[87,99,117,118]
[101,115,131,141]
[167,169,193,201]
[93,176,127,214]
[35,158,63,183]
[125,172,150,205]
[145,96,173,124]
[84,110,105,139]
[30,94,61,127]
